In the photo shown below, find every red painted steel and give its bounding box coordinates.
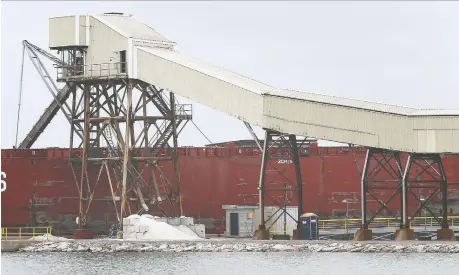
[1,145,458,235]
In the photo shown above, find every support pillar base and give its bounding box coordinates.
[292,229,299,240]
[252,228,269,240]
[73,229,94,239]
[353,228,372,241]
[395,228,414,241]
[437,228,456,241]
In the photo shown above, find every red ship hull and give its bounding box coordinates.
[2,144,459,235]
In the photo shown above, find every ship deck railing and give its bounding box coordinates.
[1,226,52,240]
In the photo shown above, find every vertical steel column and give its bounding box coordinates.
[258,130,270,230]
[398,152,404,229]
[170,92,182,217]
[143,89,149,148]
[438,156,449,228]
[78,84,91,229]
[360,148,371,229]
[401,154,412,228]
[120,81,133,220]
[289,134,303,229]
[69,86,77,153]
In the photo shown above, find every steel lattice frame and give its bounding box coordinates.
[253,128,306,239]
[16,41,192,234]
[402,153,449,229]
[360,148,404,229]
[360,148,451,232]
[64,78,192,231]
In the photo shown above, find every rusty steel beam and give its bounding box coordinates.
[77,84,91,229]
[170,92,182,216]
[38,47,192,236]
[289,134,303,230]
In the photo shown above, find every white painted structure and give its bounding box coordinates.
[49,13,459,153]
[223,205,299,237]
[222,205,258,238]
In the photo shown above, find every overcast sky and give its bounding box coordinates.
[1,1,458,149]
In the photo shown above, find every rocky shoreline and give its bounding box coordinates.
[19,240,459,253]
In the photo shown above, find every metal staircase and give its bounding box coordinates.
[146,86,170,116]
[149,120,183,155]
[147,87,190,156]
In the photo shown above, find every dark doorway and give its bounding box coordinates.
[229,212,239,236]
[120,50,126,73]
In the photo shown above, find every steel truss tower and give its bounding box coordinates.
[355,148,454,241]
[359,148,404,231]
[249,128,309,240]
[17,42,192,238]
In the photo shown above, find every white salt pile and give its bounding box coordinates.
[30,234,68,241]
[176,225,200,238]
[124,214,201,241]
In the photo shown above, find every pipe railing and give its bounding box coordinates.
[1,226,52,240]
[319,216,459,231]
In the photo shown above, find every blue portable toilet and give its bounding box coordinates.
[299,213,319,240]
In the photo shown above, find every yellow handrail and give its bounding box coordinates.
[1,227,52,240]
[319,216,459,231]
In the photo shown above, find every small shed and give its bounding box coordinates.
[222,205,258,238]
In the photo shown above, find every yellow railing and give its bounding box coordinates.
[1,227,52,240]
[320,216,459,231]
[270,224,293,235]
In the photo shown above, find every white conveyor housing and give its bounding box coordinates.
[48,13,459,153]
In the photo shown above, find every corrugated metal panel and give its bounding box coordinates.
[49,16,78,48]
[96,14,175,44]
[262,95,459,153]
[272,89,415,115]
[136,47,266,126]
[265,206,298,236]
[262,95,382,149]
[272,89,459,116]
[78,15,87,45]
[138,47,275,95]
[65,13,458,153]
[224,208,257,237]
[85,16,128,77]
[412,110,459,116]
[413,116,459,152]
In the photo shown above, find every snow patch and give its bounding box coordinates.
[29,234,69,241]
[176,225,200,238]
[123,214,202,241]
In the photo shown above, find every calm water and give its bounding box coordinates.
[2,252,458,275]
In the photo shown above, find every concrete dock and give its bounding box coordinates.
[2,240,40,252]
